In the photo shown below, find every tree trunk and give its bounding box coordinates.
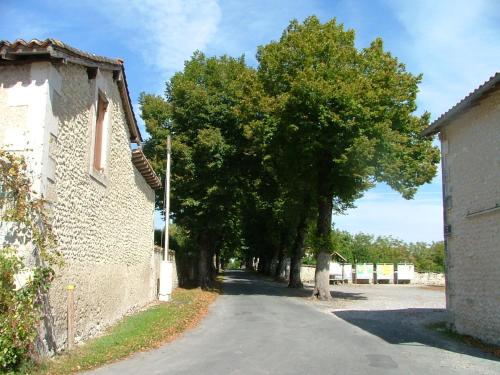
[245,256,254,270]
[313,251,331,299]
[258,254,267,274]
[269,247,279,277]
[275,245,285,280]
[312,190,333,300]
[215,251,221,274]
[209,249,217,282]
[198,232,211,289]
[288,214,307,288]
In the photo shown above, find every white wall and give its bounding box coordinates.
[441,87,500,345]
[1,61,158,354]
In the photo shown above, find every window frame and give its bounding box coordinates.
[93,92,108,172]
[88,71,111,187]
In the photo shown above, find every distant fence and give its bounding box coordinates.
[299,262,445,286]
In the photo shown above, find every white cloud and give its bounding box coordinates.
[387,0,500,119]
[93,0,221,79]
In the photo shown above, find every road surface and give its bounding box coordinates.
[88,271,500,375]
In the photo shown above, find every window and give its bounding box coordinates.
[93,93,108,172]
[88,71,111,186]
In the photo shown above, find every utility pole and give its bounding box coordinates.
[159,135,173,302]
[164,135,171,259]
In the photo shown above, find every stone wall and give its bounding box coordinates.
[300,265,316,283]
[46,63,158,352]
[412,272,445,286]
[0,62,56,197]
[299,265,445,286]
[172,254,179,290]
[153,246,179,291]
[440,87,500,345]
[1,61,158,353]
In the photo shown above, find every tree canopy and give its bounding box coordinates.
[140,16,440,294]
[257,16,439,299]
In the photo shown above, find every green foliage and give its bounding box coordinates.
[410,241,445,273]
[0,150,59,372]
[225,259,241,270]
[257,16,440,259]
[142,16,440,288]
[141,52,268,280]
[328,229,445,272]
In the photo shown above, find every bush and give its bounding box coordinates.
[0,248,53,370]
[328,229,444,272]
[0,150,58,371]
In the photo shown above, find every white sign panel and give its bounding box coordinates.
[342,264,352,280]
[356,263,374,280]
[397,264,415,280]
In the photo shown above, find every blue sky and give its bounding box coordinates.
[2,0,499,243]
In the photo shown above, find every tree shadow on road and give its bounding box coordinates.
[334,308,500,362]
[221,270,366,301]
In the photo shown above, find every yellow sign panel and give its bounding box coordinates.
[377,264,394,279]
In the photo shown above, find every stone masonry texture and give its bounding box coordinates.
[441,87,500,345]
[1,61,158,353]
[47,63,157,352]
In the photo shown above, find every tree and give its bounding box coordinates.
[257,17,440,299]
[141,52,265,289]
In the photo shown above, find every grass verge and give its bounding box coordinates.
[427,322,500,359]
[37,287,218,374]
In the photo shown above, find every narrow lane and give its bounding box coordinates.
[88,271,500,375]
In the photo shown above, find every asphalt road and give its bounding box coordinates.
[88,271,500,375]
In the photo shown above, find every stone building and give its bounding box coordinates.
[422,73,500,345]
[0,39,163,353]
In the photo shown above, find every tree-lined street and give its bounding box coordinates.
[2,2,499,372]
[141,17,439,296]
[88,272,500,375]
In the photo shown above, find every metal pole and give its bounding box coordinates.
[159,135,173,302]
[164,135,171,260]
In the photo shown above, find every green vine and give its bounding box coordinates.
[0,149,61,372]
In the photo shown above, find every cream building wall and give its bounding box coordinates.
[1,61,158,353]
[440,88,500,345]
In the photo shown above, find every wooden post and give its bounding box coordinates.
[67,284,75,350]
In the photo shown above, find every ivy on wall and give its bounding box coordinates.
[0,149,61,371]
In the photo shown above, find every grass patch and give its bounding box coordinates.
[36,287,218,374]
[427,322,500,359]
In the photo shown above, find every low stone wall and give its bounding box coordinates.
[171,252,179,290]
[299,265,445,286]
[300,265,316,283]
[153,246,179,291]
[412,272,445,286]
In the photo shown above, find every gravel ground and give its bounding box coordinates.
[302,282,448,332]
[328,283,446,310]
